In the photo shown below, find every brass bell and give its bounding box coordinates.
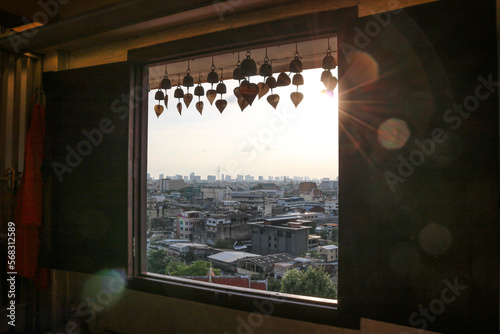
[216,82,227,94]
[233,66,245,81]
[240,51,257,77]
[289,56,302,73]
[216,68,227,95]
[160,77,171,90]
[207,70,219,84]
[154,89,164,101]
[194,84,204,97]
[259,62,272,77]
[174,87,184,99]
[182,73,194,87]
[292,73,304,86]
[322,53,336,70]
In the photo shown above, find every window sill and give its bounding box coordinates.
[126,274,360,330]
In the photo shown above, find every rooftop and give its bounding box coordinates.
[237,253,295,266]
[208,251,259,263]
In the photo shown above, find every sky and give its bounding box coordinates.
[147,68,338,180]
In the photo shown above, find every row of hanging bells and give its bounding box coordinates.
[154,40,337,118]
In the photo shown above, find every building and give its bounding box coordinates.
[252,182,284,197]
[294,182,323,200]
[236,253,294,276]
[207,251,259,272]
[177,211,202,240]
[192,213,252,245]
[166,243,216,261]
[319,180,339,191]
[318,245,338,263]
[230,190,269,208]
[249,218,313,256]
[201,187,231,202]
[207,175,216,182]
[160,179,187,191]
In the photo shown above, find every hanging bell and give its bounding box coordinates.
[322,39,336,70]
[289,56,302,73]
[216,81,227,94]
[240,51,257,77]
[160,76,172,90]
[182,73,194,87]
[174,86,184,99]
[292,73,304,86]
[322,53,336,70]
[194,83,204,97]
[154,89,164,101]
[233,66,245,81]
[207,70,219,84]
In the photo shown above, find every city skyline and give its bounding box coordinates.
[148,171,338,181]
[148,68,339,180]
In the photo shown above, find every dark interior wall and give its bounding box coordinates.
[43,62,132,273]
[338,1,499,333]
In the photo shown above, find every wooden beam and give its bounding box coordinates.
[127,8,354,65]
[0,0,224,53]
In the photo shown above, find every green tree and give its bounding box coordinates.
[319,229,330,240]
[280,267,337,299]
[214,239,233,249]
[147,249,172,274]
[167,260,221,276]
[267,277,282,292]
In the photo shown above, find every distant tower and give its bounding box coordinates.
[217,166,220,186]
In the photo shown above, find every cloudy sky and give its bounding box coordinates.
[147,68,338,180]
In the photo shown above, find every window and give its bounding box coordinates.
[131,8,356,330]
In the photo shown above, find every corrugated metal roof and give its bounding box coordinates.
[208,251,259,263]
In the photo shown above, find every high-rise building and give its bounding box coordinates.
[159,174,164,180]
[207,175,216,182]
[258,176,264,181]
[236,174,244,181]
[190,172,195,181]
[225,175,231,182]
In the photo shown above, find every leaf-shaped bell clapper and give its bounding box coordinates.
[240,50,257,77]
[276,72,291,87]
[321,70,333,83]
[292,73,304,86]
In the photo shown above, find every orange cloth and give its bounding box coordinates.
[13,104,46,287]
